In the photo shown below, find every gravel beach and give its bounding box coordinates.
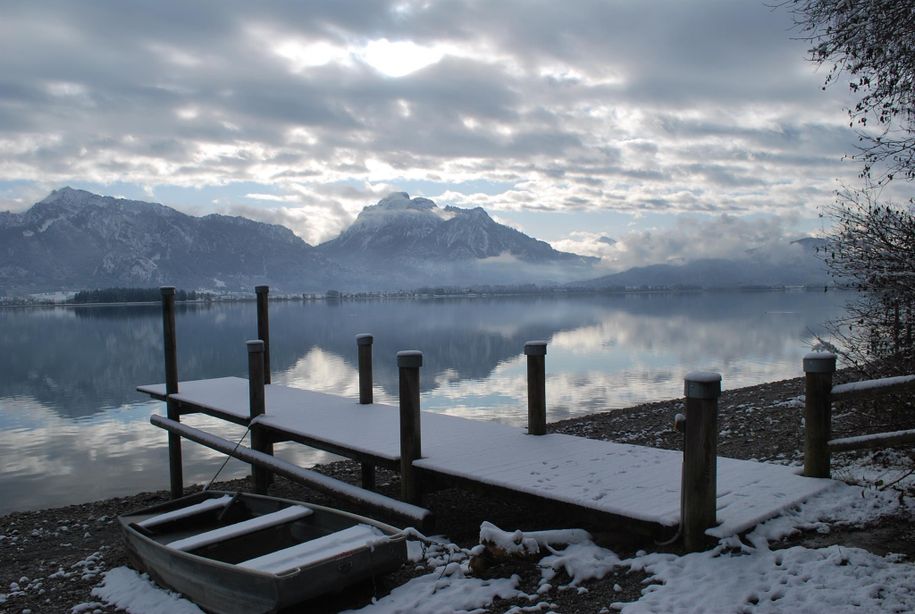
[3,373,914,613]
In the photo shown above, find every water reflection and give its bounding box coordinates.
[0,291,849,513]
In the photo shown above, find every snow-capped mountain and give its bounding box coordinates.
[0,187,340,294]
[0,189,600,295]
[318,192,596,285]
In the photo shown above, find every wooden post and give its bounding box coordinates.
[524,340,548,435]
[681,371,720,552]
[357,334,374,404]
[255,285,271,385]
[357,334,375,489]
[803,352,836,479]
[398,350,423,504]
[161,286,183,499]
[247,340,272,494]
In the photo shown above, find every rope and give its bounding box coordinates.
[203,421,255,492]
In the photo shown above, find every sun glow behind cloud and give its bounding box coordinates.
[360,38,444,77]
[0,0,886,261]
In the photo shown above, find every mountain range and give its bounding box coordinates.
[0,188,343,294]
[0,188,596,295]
[0,188,830,296]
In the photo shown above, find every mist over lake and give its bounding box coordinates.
[0,290,848,514]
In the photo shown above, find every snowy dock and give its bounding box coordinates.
[140,285,835,546]
[138,374,833,539]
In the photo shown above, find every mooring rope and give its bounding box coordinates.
[202,421,255,492]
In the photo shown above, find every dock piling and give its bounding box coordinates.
[803,352,836,479]
[160,286,183,499]
[247,340,272,493]
[524,341,548,435]
[397,350,423,504]
[357,334,376,489]
[357,334,374,404]
[681,371,720,552]
[255,285,271,385]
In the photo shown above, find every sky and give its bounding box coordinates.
[0,0,884,270]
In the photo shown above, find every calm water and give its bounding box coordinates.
[0,291,849,514]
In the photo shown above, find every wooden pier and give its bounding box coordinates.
[138,286,835,550]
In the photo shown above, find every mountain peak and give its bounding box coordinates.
[40,186,95,206]
[446,205,491,222]
[374,192,437,212]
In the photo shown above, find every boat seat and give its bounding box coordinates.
[137,495,235,529]
[238,524,386,574]
[168,505,314,552]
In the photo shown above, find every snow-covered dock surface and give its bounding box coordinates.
[138,377,834,537]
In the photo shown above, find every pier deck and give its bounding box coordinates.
[138,377,834,538]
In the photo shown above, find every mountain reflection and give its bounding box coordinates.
[1,292,848,421]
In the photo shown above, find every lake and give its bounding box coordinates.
[0,290,849,515]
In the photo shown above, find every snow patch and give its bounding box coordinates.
[89,567,203,614]
[539,541,620,589]
[618,545,915,613]
[348,564,524,613]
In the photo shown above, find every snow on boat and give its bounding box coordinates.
[119,490,408,614]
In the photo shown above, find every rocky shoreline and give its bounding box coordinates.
[3,374,914,613]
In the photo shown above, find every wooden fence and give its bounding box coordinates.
[803,351,915,478]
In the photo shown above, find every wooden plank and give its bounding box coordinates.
[831,375,915,401]
[168,506,313,551]
[149,415,433,530]
[830,428,915,452]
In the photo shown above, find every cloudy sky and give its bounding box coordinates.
[0,0,880,269]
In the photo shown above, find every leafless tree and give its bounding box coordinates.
[819,187,915,373]
[787,1,915,371]
[790,0,915,182]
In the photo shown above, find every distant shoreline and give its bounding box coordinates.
[1,283,844,308]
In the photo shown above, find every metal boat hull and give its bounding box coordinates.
[119,491,407,614]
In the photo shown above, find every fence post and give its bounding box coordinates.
[247,340,272,494]
[255,285,271,385]
[681,371,720,552]
[161,286,183,499]
[398,350,423,504]
[803,352,836,479]
[357,334,376,489]
[524,341,548,435]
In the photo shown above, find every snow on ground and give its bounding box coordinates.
[621,544,915,613]
[78,567,203,614]
[349,479,915,613]
[345,534,540,614]
[80,462,915,613]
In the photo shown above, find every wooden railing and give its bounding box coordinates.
[803,352,915,478]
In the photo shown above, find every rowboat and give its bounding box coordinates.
[119,490,408,614]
